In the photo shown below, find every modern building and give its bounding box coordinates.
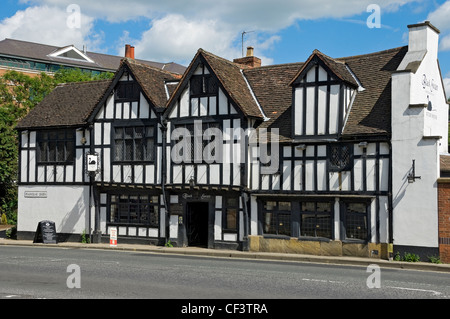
[16,22,449,261]
[0,38,186,77]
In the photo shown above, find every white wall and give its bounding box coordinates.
[391,23,447,248]
[17,185,90,235]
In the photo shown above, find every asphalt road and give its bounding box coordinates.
[0,245,449,301]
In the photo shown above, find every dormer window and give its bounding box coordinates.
[48,45,94,63]
[290,51,359,139]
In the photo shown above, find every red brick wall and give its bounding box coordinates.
[438,179,450,263]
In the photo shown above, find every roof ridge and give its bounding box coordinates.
[199,48,243,70]
[56,79,113,87]
[122,57,181,78]
[245,61,304,71]
[336,46,407,62]
[313,49,347,65]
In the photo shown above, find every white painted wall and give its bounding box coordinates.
[17,185,90,235]
[391,22,448,248]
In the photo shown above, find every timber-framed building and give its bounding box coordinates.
[16,22,449,260]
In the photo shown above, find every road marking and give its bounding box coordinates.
[302,278,344,284]
[386,286,442,296]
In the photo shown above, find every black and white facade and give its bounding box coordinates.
[16,22,449,259]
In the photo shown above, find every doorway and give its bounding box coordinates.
[186,202,209,247]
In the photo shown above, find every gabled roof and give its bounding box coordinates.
[290,49,359,88]
[122,58,182,108]
[245,46,408,141]
[166,49,266,119]
[0,38,186,74]
[17,58,183,129]
[16,80,111,129]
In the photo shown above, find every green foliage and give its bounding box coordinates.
[1,213,7,225]
[165,240,174,248]
[81,230,90,244]
[53,68,114,84]
[0,68,114,226]
[6,226,16,239]
[394,251,420,262]
[428,255,442,264]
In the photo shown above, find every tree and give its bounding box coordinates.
[0,68,114,224]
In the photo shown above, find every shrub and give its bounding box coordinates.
[0,213,7,225]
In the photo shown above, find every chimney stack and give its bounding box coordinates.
[233,46,261,68]
[125,44,135,59]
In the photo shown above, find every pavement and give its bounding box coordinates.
[1,237,450,273]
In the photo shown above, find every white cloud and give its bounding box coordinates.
[13,0,417,64]
[427,0,450,32]
[24,0,414,29]
[132,14,238,65]
[0,5,99,50]
[444,77,450,99]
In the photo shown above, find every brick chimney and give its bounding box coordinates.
[233,46,261,68]
[125,44,135,59]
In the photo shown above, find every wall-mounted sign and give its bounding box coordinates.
[87,153,99,172]
[24,191,47,198]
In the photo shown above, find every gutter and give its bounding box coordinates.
[239,69,270,122]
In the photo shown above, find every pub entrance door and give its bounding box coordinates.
[186,202,209,247]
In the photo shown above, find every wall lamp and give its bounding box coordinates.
[407,160,421,183]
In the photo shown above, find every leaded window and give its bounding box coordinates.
[224,197,239,231]
[329,144,352,171]
[37,129,75,164]
[343,202,368,241]
[115,81,140,101]
[300,201,333,239]
[190,74,218,97]
[109,194,159,227]
[262,201,291,236]
[173,122,220,163]
[113,126,154,162]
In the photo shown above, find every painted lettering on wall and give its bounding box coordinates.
[422,74,439,93]
[24,191,47,198]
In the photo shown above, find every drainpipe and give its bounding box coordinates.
[88,124,101,243]
[160,118,170,245]
[241,191,249,251]
[388,140,394,260]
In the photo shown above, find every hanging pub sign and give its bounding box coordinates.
[86,153,99,173]
[33,220,57,244]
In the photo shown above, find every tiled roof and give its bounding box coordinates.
[17,45,410,141]
[200,49,265,119]
[16,80,111,129]
[341,46,408,136]
[122,58,181,108]
[244,62,303,142]
[441,155,450,173]
[247,46,408,141]
[0,38,186,74]
[17,58,182,129]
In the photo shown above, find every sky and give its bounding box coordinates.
[1,0,450,96]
